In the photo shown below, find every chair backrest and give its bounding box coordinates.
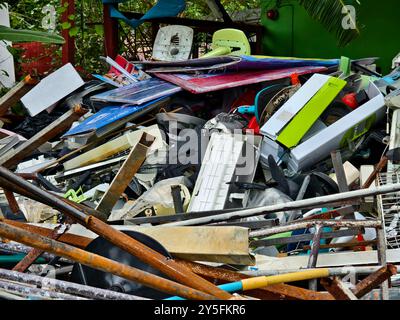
[212,29,251,56]
[202,28,251,58]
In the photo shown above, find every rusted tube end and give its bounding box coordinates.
[73,104,88,116]
[24,75,39,85]
[387,264,397,276]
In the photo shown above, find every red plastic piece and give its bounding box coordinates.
[246,116,260,135]
[291,73,300,86]
[267,9,279,20]
[342,93,359,110]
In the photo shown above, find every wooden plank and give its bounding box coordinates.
[0,75,37,116]
[0,105,88,169]
[95,132,154,216]
[63,124,162,171]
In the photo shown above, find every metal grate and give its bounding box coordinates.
[377,172,400,249]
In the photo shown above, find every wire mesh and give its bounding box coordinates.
[377,172,400,249]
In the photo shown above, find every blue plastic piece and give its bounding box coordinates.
[103,0,186,29]
[165,281,243,300]
[218,281,243,293]
[237,105,256,115]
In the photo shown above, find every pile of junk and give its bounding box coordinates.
[0,26,400,301]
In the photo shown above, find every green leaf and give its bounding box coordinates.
[57,7,67,14]
[61,21,71,30]
[68,14,76,21]
[94,24,104,37]
[69,26,79,37]
[297,0,360,47]
[0,26,65,44]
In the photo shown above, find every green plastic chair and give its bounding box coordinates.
[202,28,251,58]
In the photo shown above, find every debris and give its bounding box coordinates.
[0,21,399,301]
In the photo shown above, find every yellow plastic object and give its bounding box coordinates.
[202,28,251,58]
[241,268,330,291]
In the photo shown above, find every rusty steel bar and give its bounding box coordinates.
[307,224,323,291]
[0,279,87,300]
[85,216,232,299]
[242,266,400,277]
[362,157,388,189]
[0,219,91,249]
[302,240,377,251]
[168,183,400,226]
[175,259,334,301]
[0,176,108,222]
[0,268,148,300]
[0,242,59,262]
[0,105,88,169]
[0,221,217,300]
[321,277,358,300]
[12,224,69,273]
[0,166,231,299]
[307,224,323,269]
[250,219,382,239]
[352,264,397,298]
[16,173,38,180]
[3,189,23,215]
[1,173,108,222]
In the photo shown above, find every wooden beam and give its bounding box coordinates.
[0,75,38,116]
[95,133,154,216]
[0,105,88,169]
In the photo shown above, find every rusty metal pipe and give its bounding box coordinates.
[0,166,230,299]
[0,268,147,300]
[3,189,23,215]
[85,216,232,299]
[0,221,217,300]
[175,259,334,300]
[0,279,87,300]
[0,219,91,249]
